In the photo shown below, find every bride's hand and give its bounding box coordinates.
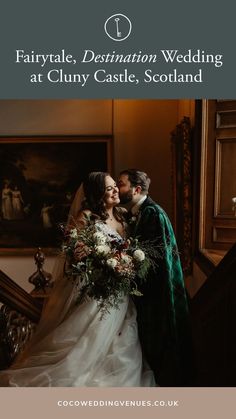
[74,241,91,261]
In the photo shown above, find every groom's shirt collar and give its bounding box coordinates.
[130,195,147,215]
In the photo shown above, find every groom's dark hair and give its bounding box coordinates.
[120,169,151,194]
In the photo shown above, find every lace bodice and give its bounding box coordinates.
[95,221,126,244]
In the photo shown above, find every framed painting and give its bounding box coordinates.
[0,136,112,254]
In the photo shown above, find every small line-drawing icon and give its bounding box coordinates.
[104,14,132,41]
[115,17,122,38]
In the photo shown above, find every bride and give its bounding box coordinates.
[0,172,156,387]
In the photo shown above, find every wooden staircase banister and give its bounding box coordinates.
[190,242,236,385]
[0,270,41,323]
[191,242,236,308]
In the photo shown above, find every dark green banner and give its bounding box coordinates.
[0,0,234,98]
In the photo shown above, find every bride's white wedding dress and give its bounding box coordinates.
[0,223,156,387]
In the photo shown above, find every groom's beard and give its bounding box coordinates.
[119,190,133,205]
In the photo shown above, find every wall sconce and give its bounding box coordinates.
[232,197,236,216]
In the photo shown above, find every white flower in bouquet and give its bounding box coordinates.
[93,231,107,245]
[106,258,118,269]
[95,244,111,256]
[133,249,145,262]
[76,261,85,268]
[120,254,132,265]
[70,228,78,239]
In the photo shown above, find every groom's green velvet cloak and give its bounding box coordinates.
[132,196,192,386]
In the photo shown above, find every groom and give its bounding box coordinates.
[118,169,193,386]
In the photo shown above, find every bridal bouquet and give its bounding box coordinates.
[60,218,155,316]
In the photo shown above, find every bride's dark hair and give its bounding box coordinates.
[82,172,123,221]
